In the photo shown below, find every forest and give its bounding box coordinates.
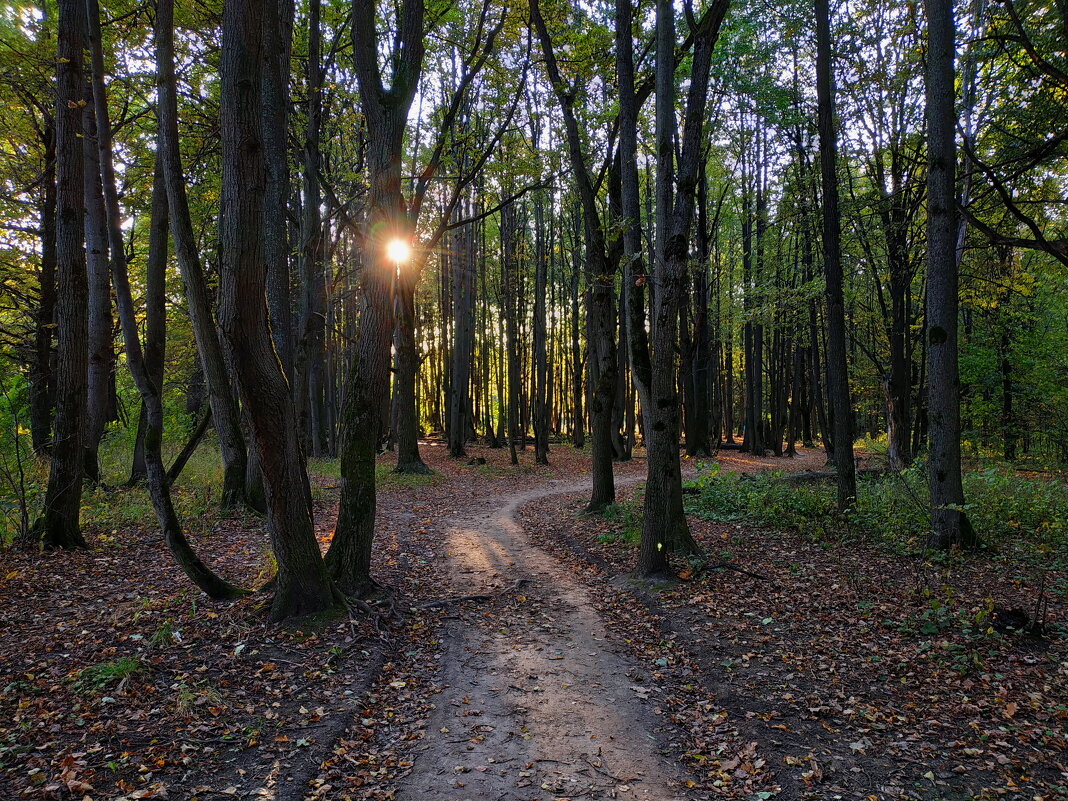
[0,0,1066,798]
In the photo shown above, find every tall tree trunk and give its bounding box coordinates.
[298,0,327,457]
[82,95,112,484]
[502,201,522,465]
[619,0,726,576]
[218,0,336,619]
[533,190,550,465]
[814,0,857,509]
[37,0,89,550]
[570,221,585,448]
[449,199,476,459]
[264,0,295,383]
[530,0,617,510]
[130,153,169,485]
[925,0,973,548]
[30,115,57,455]
[327,0,424,594]
[393,262,432,473]
[156,0,248,508]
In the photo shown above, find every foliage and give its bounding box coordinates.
[685,461,1068,563]
[70,657,142,694]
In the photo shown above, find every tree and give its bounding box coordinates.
[36,0,89,550]
[625,0,727,577]
[218,0,338,619]
[156,0,249,509]
[530,0,619,511]
[814,0,857,510]
[84,0,245,601]
[925,0,974,549]
[326,0,425,595]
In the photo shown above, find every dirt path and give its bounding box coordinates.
[396,474,690,801]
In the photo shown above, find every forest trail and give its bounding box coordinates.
[396,473,689,801]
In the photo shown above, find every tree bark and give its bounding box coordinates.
[327,0,425,594]
[264,0,295,384]
[925,0,974,548]
[814,0,857,509]
[82,95,112,484]
[30,114,57,456]
[218,0,337,619]
[530,0,617,510]
[155,0,248,509]
[129,152,169,485]
[449,197,476,459]
[37,0,89,550]
[533,189,550,465]
[297,0,328,457]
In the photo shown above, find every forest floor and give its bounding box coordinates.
[0,443,1064,801]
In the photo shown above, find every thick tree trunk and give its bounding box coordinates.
[586,278,617,508]
[530,0,617,509]
[264,0,295,383]
[925,0,973,549]
[393,264,432,473]
[814,0,857,509]
[502,201,522,466]
[218,0,336,620]
[156,0,248,509]
[37,0,89,550]
[619,0,725,575]
[570,235,585,449]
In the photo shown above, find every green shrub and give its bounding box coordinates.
[684,460,1068,561]
[71,657,141,693]
[595,500,643,544]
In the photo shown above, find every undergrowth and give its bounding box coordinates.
[684,461,1068,565]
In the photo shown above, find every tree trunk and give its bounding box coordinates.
[218,0,337,619]
[533,190,550,465]
[82,94,112,485]
[129,152,169,485]
[619,0,725,576]
[37,0,89,550]
[449,199,476,459]
[570,223,585,449]
[30,115,57,455]
[925,0,974,548]
[814,0,857,510]
[393,262,432,473]
[264,0,295,384]
[297,0,328,458]
[327,0,424,594]
[156,0,248,508]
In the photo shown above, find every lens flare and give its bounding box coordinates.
[386,238,411,264]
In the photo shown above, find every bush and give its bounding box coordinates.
[684,461,1068,561]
